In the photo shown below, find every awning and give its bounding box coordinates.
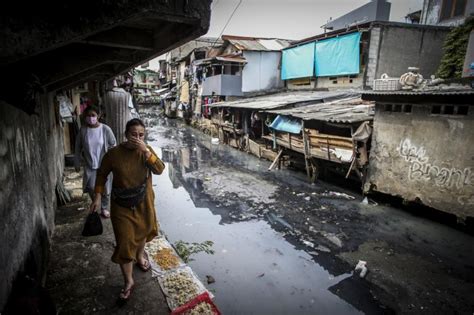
[270,115,302,134]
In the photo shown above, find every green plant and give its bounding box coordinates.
[437,17,474,79]
[174,240,215,263]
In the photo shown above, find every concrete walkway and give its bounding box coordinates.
[46,168,169,314]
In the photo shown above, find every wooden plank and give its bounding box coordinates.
[269,149,284,171]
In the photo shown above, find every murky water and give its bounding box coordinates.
[145,111,373,314]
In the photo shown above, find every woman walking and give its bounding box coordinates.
[75,106,116,218]
[89,118,165,301]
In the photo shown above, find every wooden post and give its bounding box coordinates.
[302,122,311,180]
[268,149,283,171]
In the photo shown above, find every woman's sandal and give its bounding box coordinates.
[137,253,151,272]
[119,284,134,301]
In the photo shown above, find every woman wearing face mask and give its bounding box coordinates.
[74,105,116,218]
[89,118,165,302]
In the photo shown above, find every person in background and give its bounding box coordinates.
[90,118,165,301]
[74,105,116,218]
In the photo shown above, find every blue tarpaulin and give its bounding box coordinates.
[269,115,303,134]
[281,42,315,80]
[315,32,361,77]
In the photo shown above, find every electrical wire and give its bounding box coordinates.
[212,0,243,47]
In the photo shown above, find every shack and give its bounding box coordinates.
[205,90,362,169]
[264,97,375,182]
[362,89,474,220]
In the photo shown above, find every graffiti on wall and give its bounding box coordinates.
[397,138,474,191]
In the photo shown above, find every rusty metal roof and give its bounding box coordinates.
[266,97,375,123]
[195,55,247,65]
[208,90,361,110]
[222,35,293,51]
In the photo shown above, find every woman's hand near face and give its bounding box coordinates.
[128,137,151,158]
[128,137,147,152]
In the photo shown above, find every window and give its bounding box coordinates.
[431,104,469,115]
[431,105,441,114]
[444,105,454,115]
[457,105,469,115]
[383,104,412,113]
[440,0,466,21]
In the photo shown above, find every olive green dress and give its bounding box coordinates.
[95,143,165,264]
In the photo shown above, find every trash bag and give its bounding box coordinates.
[82,212,103,237]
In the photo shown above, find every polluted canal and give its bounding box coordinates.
[141,106,474,314]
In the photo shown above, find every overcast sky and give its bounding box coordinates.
[206,0,424,40]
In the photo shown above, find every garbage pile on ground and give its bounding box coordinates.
[145,237,220,314]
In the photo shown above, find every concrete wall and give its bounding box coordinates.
[365,104,474,219]
[0,95,63,309]
[421,0,474,26]
[366,24,449,88]
[316,75,364,89]
[242,51,284,93]
[201,74,242,96]
[287,78,316,90]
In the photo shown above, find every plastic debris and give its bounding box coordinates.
[362,197,369,205]
[304,196,311,201]
[206,275,215,284]
[211,138,219,145]
[355,260,368,278]
[320,191,355,200]
[324,233,342,248]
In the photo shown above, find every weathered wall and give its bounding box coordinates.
[0,95,63,310]
[421,0,474,26]
[365,104,474,218]
[242,51,283,93]
[316,75,364,89]
[287,79,316,90]
[369,24,449,87]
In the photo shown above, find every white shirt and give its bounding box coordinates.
[85,125,104,169]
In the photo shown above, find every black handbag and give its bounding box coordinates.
[82,212,103,237]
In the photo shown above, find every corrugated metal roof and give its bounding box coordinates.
[225,37,292,51]
[266,97,375,123]
[362,89,474,96]
[208,90,361,110]
[195,55,247,65]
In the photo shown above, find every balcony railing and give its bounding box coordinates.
[202,74,242,96]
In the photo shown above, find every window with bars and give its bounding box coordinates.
[439,0,467,21]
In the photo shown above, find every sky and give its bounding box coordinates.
[206,0,425,40]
